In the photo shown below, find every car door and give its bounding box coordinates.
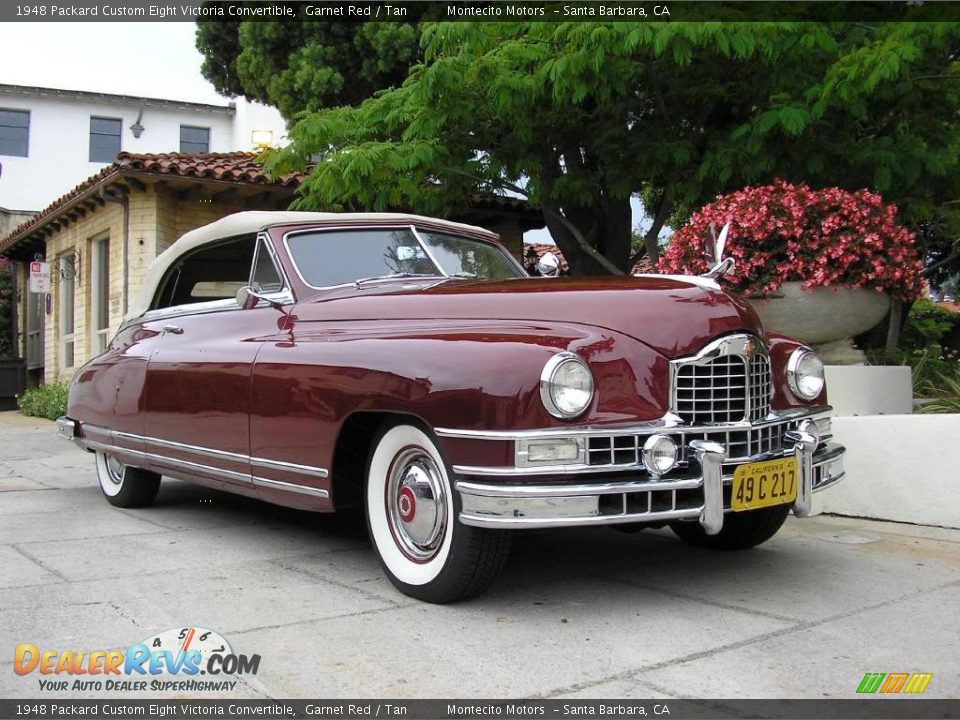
[141,233,288,495]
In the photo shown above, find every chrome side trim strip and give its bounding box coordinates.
[435,407,831,441]
[111,430,329,478]
[115,432,249,463]
[252,476,330,499]
[250,457,329,479]
[83,440,250,484]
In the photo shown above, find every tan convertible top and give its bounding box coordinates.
[128,211,499,320]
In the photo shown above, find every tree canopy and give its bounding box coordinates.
[196,17,428,118]
[250,20,960,276]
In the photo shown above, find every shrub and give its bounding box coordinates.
[659,179,925,300]
[901,298,960,350]
[916,370,960,414]
[17,383,69,420]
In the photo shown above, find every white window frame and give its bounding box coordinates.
[90,235,110,355]
[58,253,77,372]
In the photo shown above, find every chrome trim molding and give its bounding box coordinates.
[250,457,330,479]
[77,425,330,487]
[252,476,330,499]
[435,407,831,441]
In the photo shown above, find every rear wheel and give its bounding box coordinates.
[365,421,510,603]
[95,451,161,508]
[670,505,790,550]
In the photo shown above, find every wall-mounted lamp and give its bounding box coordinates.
[251,130,273,150]
[130,107,145,139]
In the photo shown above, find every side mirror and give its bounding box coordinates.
[537,252,561,278]
[236,286,268,310]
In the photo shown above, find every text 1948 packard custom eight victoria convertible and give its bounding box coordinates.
[58,211,845,602]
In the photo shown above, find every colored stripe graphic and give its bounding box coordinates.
[857,672,932,694]
[880,672,909,693]
[857,673,885,693]
[903,673,933,694]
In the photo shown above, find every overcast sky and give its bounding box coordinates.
[0,23,223,103]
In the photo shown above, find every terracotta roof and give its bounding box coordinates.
[1,151,541,258]
[116,151,301,186]
[0,152,301,256]
[524,244,656,275]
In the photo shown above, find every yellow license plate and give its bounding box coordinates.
[732,457,798,512]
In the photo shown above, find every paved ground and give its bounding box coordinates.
[0,411,958,700]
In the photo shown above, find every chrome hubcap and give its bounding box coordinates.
[105,455,125,485]
[387,448,447,561]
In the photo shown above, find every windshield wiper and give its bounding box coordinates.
[353,272,444,288]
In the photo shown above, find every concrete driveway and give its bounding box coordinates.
[0,411,957,700]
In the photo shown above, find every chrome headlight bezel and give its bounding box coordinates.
[787,347,825,400]
[540,351,595,420]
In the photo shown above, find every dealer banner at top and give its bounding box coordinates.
[5,1,960,23]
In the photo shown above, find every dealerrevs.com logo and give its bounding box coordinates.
[13,626,260,693]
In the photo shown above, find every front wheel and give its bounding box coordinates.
[95,451,161,508]
[670,504,791,550]
[365,422,510,603]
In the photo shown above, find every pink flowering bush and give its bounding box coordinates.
[658,180,925,300]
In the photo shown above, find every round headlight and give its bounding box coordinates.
[787,348,825,400]
[642,434,678,477]
[540,352,595,419]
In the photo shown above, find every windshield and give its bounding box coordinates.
[285,227,523,287]
[417,230,524,280]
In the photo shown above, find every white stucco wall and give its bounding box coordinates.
[825,365,913,416]
[0,89,285,212]
[812,414,960,529]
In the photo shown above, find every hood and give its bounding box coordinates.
[292,276,763,359]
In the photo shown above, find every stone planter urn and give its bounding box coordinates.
[748,282,890,364]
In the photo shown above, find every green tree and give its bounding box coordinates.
[264,21,960,274]
[196,17,427,119]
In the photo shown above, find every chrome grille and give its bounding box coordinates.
[675,355,748,424]
[587,421,788,468]
[671,336,771,424]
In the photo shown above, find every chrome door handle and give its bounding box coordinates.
[162,324,184,335]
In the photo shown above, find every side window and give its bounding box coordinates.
[152,234,256,310]
[250,236,284,293]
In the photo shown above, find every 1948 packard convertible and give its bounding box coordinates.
[59,211,845,602]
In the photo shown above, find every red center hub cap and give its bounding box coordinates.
[398,486,416,523]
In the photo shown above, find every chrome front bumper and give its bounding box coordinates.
[456,440,845,532]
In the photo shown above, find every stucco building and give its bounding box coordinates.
[0,83,285,218]
[0,152,542,385]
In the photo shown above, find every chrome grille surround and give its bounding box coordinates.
[670,334,771,425]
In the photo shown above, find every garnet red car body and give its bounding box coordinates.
[58,211,845,602]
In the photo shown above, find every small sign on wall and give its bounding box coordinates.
[28,261,50,293]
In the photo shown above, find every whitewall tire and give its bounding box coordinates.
[365,421,510,603]
[95,451,161,508]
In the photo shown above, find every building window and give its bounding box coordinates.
[0,108,29,157]
[90,236,111,355]
[59,254,77,371]
[89,116,121,163]
[180,125,210,153]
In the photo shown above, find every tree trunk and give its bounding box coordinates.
[542,196,633,276]
[884,298,903,361]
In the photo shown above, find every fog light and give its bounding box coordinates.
[642,434,678,477]
[517,437,585,466]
